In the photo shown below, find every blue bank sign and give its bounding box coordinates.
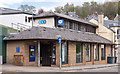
[38,20,47,24]
[58,37,62,43]
[58,19,63,26]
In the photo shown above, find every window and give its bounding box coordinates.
[52,43,56,65]
[28,18,30,22]
[94,44,99,61]
[78,25,81,31]
[117,29,120,39]
[85,43,91,62]
[101,44,106,60]
[117,29,120,35]
[76,43,83,63]
[81,25,86,32]
[110,45,113,57]
[69,22,73,29]
[62,41,68,64]
[25,16,27,22]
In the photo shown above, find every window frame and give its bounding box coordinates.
[25,16,27,22]
[101,44,106,60]
[76,42,83,63]
[62,41,68,64]
[85,43,91,62]
[94,44,99,61]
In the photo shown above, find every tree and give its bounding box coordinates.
[18,5,36,13]
[54,6,63,13]
[103,2,117,19]
[54,1,119,20]
[38,8,44,14]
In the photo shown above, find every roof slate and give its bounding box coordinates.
[0,7,33,15]
[30,12,98,27]
[4,26,113,44]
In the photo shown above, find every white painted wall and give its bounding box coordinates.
[33,17,55,28]
[0,14,32,28]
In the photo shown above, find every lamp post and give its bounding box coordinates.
[57,35,62,70]
[32,10,36,27]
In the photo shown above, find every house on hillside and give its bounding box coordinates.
[88,14,120,63]
[0,7,33,31]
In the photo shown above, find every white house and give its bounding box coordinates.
[0,7,33,30]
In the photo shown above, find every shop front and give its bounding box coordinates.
[4,27,114,67]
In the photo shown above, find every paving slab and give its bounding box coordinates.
[1,64,118,72]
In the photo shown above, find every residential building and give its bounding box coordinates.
[88,14,120,63]
[4,12,114,67]
[0,7,33,31]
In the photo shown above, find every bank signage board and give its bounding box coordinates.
[58,19,63,26]
[58,37,62,43]
[38,20,47,24]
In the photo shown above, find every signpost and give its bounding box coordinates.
[58,37,62,70]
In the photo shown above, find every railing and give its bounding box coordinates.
[11,23,31,32]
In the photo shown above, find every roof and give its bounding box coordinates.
[0,7,33,15]
[104,20,120,28]
[4,26,113,44]
[29,12,98,27]
[114,14,120,21]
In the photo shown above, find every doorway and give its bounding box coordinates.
[40,41,53,66]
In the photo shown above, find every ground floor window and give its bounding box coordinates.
[76,42,83,63]
[85,43,91,62]
[110,45,113,57]
[52,43,56,65]
[62,41,68,64]
[94,44,99,61]
[114,49,117,57]
[101,44,106,60]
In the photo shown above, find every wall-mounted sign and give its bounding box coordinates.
[58,19,63,26]
[58,37,62,43]
[38,20,47,24]
[16,47,20,53]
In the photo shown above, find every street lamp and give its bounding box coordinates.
[32,10,36,27]
[56,35,62,70]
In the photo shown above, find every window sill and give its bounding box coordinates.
[86,61,91,62]
[94,60,99,61]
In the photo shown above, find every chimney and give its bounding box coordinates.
[98,13,104,25]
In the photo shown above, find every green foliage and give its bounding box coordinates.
[18,5,36,13]
[54,1,119,20]
[0,24,17,33]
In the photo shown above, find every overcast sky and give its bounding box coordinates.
[0,0,114,12]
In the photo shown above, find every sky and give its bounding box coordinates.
[0,0,114,12]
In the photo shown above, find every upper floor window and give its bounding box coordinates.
[25,16,27,22]
[117,29,120,34]
[81,25,86,32]
[69,22,73,29]
[117,29,120,39]
[78,24,81,31]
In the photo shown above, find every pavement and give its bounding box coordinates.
[1,63,119,72]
